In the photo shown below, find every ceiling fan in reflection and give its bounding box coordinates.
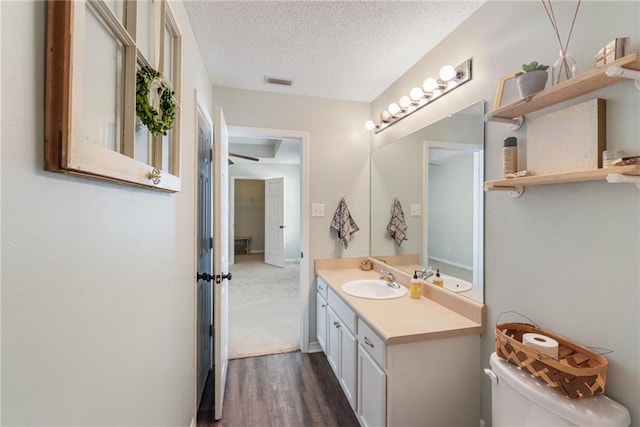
[228,152,259,165]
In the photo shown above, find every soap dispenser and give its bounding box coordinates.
[433,269,444,287]
[410,270,421,299]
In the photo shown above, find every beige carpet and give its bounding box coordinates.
[228,254,300,359]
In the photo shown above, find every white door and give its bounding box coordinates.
[196,101,213,406]
[213,107,230,420]
[264,177,285,267]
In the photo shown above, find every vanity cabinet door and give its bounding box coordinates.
[358,343,387,427]
[316,291,328,353]
[339,324,357,409]
[327,307,358,409]
[327,308,341,375]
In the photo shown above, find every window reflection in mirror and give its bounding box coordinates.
[370,100,485,303]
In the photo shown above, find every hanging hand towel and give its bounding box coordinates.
[329,197,360,249]
[387,197,407,246]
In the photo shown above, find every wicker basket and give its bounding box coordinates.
[495,322,608,399]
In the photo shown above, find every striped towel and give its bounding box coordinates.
[329,197,359,249]
[387,197,407,246]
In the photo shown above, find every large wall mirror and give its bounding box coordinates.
[370,100,485,303]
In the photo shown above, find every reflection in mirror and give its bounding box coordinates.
[370,100,485,303]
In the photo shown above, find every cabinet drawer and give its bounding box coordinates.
[358,319,386,369]
[316,276,329,300]
[328,288,357,333]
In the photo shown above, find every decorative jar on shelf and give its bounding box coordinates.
[551,50,577,85]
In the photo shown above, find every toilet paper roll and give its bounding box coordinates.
[522,333,559,359]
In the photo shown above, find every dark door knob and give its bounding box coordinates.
[197,272,215,282]
[221,272,232,281]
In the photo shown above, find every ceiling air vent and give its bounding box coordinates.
[264,76,293,86]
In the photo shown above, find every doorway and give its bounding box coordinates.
[226,126,310,358]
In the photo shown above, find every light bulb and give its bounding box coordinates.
[380,110,391,122]
[409,87,424,101]
[365,120,375,131]
[399,96,411,109]
[439,64,457,82]
[423,77,438,93]
[388,102,401,116]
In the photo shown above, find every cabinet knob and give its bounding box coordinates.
[321,303,327,308]
[364,336,374,348]
[333,321,340,328]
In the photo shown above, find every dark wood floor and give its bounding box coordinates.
[197,351,360,427]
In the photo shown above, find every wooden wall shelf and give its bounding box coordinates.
[486,53,640,121]
[484,165,640,195]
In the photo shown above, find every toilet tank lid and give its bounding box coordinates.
[489,352,631,427]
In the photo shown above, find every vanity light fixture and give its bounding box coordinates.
[398,96,412,111]
[423,77,441,93]
[388,102,401,116]
[365,58,472,133]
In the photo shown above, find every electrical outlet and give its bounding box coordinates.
[410,204,422,216]
[311,203,325,217]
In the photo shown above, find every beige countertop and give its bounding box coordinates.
[316,265,484,345]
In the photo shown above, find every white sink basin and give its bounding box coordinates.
[435,274,473,293]
[342,279,408,300]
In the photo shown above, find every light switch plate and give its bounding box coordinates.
[311,203,325,217]
[410,204,422,216]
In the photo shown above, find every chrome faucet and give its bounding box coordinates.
[380,270,401,289]
[418,268,434,281]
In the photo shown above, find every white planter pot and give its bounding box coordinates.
[516,70,548,98]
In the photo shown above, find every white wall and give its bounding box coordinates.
[372,1,640,425]
[231,164,301,261]
[1,1,213,424]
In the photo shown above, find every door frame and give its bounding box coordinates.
[227,125,311,353]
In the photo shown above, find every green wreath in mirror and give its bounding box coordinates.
[136,66,176,136]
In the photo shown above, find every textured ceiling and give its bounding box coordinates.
[184,1,485,103]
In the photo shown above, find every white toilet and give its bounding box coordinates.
[485,352,631,426]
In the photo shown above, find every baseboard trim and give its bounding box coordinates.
[307,341,323,353]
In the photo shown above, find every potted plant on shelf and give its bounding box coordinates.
[515,61,549,98]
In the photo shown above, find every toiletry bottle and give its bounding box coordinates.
[503,137,518,177]
[432,269,444,287]
[410,270,421,299]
